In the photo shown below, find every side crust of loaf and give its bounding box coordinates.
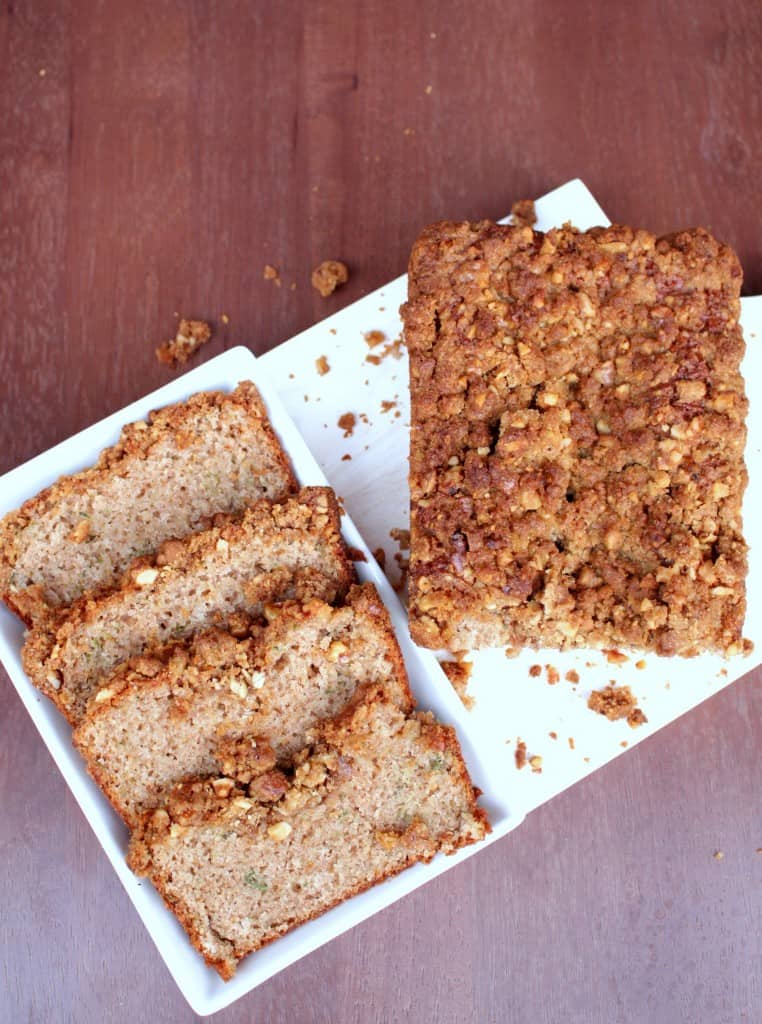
[23,487,355,724]
[404,221,749,657]
[73,583,413,825]
[0,381,297,624]
[127,687,489,979]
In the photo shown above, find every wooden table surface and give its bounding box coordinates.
[1,2,761,1022]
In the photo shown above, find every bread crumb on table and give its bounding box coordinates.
[565,669,580,684]
[713,850,724,861]
[315,355,330,376]
[528,664,542,678]
[545,665,560,685]
[389,528,410,550]
[263,264,281,286]
[440,660,475,710]
[604,649,629,665]
[511,198,536,227]
[365,336,405,366]
[587,685,648,728]
[155,319,212,367]
[337,413,356,438]
[515,739,527,770]
[529,755,543,773]
[312,260,349,297]
[372,547,386,571]
[364,330,386,348]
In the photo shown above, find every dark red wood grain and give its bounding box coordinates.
[1,3,760,1022]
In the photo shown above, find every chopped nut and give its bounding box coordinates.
[326,640,348,662]
[216,538,230,555]
[46,671,62,691]
[67,519,90,543]
[211,778,236,798]
[267,821,293,842]
[375,829,400,850]
[134,567,159,587]
[229,678,248,699]
[94,686,114,703]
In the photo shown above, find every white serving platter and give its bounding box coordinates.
[1,179,759,1015]
[0,348,520,1016]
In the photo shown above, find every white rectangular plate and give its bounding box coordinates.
[0,348,521,1017]
[1,180,758,1015]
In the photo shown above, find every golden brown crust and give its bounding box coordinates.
[404,220,749,657]
[0,381,298,624]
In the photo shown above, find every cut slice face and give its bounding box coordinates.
[23,487,354,724]
[73,583,413,825]
[127,687,490,980]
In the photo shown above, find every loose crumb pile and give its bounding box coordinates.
[312,260,349,297]
[365,336,405,366]
[511,198,536,228]
[156,319,212,367]
[587,685,648,728]
[337,413,356,438]
[440,660,475,710]
[315,355,330,376]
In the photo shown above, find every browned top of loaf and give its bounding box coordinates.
[73,583,413,825]
[23,487,354,724]
[403,220,749,657]
[128,686,489,980]
[0,381,296,625]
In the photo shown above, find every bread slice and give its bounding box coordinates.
[23,488,354,725]
[73,583,413,825]
[127,687,490,980]
[0,382,296,625]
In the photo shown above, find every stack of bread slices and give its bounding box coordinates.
[0,381,488,980]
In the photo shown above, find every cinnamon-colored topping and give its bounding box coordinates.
[311,260,349,297]
[404,220,749,657]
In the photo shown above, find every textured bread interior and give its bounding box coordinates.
[128,689,489,979]
[23,487,353,724]
[74,584,413,825]
[0,382,296,624]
